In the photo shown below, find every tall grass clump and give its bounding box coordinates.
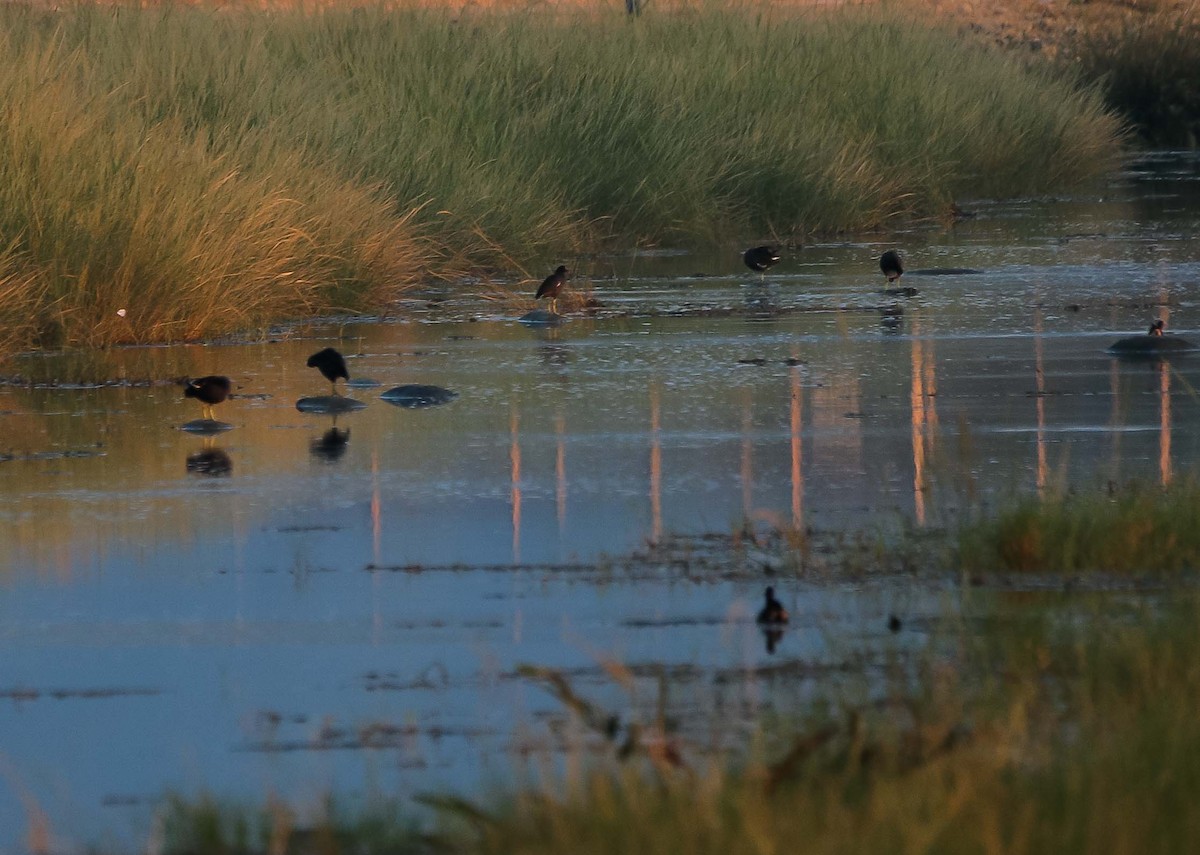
[0,3,1121,360]
[1061,3,1200,146]
[959,480,1200,574]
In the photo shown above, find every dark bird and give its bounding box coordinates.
[888,614,902,633]
[1108,320,1198,357]
[756,586,789,625]
[743,246,780,281]
[183,375,232,421]
[880,250,904,283]
[536,265,569,314]
[307,348,349,396]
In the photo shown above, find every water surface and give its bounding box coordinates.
[3,152,1200,850]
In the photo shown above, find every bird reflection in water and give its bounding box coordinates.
[756,586,789,655]
[534,327,570,369]
[310,417,351,463]
[880,305,904,333]
[186,438,233,477]
[762,626,785,655]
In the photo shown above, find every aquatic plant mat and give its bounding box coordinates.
[153,480,1200,855]
[0,2,1120,359]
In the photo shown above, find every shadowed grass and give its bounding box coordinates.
[1061,2,1200,146]
[0,3,1121,361]
[959,480,1200,574]
[156,794,427,855]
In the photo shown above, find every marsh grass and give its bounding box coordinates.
[156,794,427,855]
[958,480,1200,574]
[0,3,1120,361]
[1062,2,1200,145]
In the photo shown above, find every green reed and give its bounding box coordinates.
[0,3,1120,358]
[959,480,1200,574]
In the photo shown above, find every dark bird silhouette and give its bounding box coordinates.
[880,250,904,283]
[756,586,789,625]
[743,246,780,281]
[183,375,231,421]
[536,265,569,314]
[888,614,902,633]
[1108,320,1197,357]
[307,348,349,396]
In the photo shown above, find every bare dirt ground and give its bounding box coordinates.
[910,0,1196,55]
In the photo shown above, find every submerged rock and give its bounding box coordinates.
[295,395,368,414]
[380,385,458,409]
[180,418,234,435]
[1107,334,1198,357]
[519,309,565,327]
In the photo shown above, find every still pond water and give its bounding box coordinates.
[3,152,1200,849]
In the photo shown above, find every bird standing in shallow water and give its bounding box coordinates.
[536,265,569,314]
[743,246,780,282]
[307,348,349,396]
[756,586,789,625]
[880,250,904,283]
[183,375,232,421]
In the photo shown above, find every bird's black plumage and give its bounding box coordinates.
[756,586,789,625]
[880,250,904,282]
[183,375,232,420]
[743,246,780,274]
[307,348,349,394]
[536,265,569,312]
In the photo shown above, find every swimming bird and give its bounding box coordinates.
[536,265,569,314]
[1107,320,1197,356]
[880,250,904,283]
[756,586,789,625]
[307,347,349,396]
[183,375,232,421]
[743,246,780,281]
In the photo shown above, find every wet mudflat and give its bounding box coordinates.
[2,153,1200,849]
